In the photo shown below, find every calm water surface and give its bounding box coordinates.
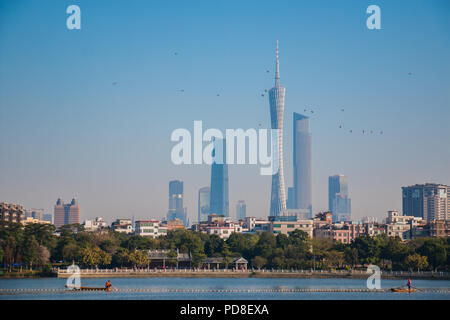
[0,277,449,300]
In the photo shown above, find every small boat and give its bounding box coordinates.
[390,287,417,293]
[65,285,110,291]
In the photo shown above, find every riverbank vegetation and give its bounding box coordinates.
[0,221,448,275]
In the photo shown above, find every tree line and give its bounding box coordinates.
[0,221,448,272]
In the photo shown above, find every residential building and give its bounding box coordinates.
[269,215,313,238]
[111,219,133,234]
[83,217,108,232]
[243,217,271,233]
[192,214,243,239]
[21,217,51,225]
[161,218,185,232]
[135,220,167,238]
[385,210,423,240]
[402,183,449,221]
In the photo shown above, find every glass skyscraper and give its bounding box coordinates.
[198,186,210,223]
[293,112,312,218]
[236,200,246,221]
[269,40,287,217]
[167,180,187,225]
[209,138,229,217]
[328,174,351,222]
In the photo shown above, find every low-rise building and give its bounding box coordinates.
[242,217,270,233]
[111,219,133,234]
[161,218,185,232]
[385,210,423,240]
[269,216,314,238]
[192,214,244,239]
[21,217,51,226]
[83,217,108,232]
[427,220,450,238]
[314,221,366,244]
[135,220,168,238]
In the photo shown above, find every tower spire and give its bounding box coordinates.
[275,39,280,87]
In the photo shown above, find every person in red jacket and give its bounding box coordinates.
[105,280,112,292]
[407,278,412,293]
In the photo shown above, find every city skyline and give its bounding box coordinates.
[1,1,449,223]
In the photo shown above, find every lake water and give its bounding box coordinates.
[0,277,449,300]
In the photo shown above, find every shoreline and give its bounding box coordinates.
[2,271,448,280]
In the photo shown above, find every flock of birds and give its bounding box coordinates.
[108,50,416,136]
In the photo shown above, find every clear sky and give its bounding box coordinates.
[0,0,449,224]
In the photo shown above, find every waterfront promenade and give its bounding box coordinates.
[55,268,450,280]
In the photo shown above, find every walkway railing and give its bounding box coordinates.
[55,267,450,278]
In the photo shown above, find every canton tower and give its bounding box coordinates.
[269,40,287,216]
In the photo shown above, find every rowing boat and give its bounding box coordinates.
[390,287,417,293]
[65,285,109,291]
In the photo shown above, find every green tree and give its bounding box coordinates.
[252,256,267,269]
[22,236,40,270]
[221,243,232,268]
[404,253,429,272]
[418,239,447,271]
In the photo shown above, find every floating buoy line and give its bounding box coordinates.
[0,288,449,294]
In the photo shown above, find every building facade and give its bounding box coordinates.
[0,202,24,223]
[269,216,313,238]
[167,180,188,225]
[293,112,312,218]
[54,198,80,228]
[83,217,108,232]
[210,138,229,217]
[198,186,210,223]
[111,219,133,234]
[236,200,246,221]
[135,220,168,238]
[328,175,351,222]
[268,41,287,217]
[402,183,449,221]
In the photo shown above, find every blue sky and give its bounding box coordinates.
[0,0,449,223]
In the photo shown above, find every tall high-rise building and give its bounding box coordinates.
[269,40,287,216]
[328,175,351,222]
[402,183,449,221]
[236,200,247,221]
[54,197,80,228]
[287,187,295,210]
[293,112,312,218]
[198,186,210,223]
[167,180,187,225]
[210,138,229,217]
